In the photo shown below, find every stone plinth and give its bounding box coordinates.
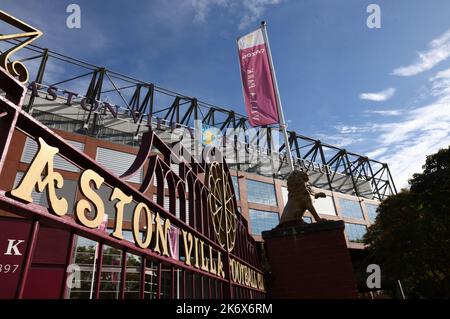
[262,220,358,298]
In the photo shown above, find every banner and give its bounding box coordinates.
[237,28,279,127]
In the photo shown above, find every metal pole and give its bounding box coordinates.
[89,241,99,299]
[397,279,406,299]
[260,21,295,172]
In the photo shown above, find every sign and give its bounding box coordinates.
[237,28,279,127]
[9,137,227,278]
[3,134,265,290]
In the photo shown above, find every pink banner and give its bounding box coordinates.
[238,28,279,127]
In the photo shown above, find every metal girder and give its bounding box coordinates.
[11,42,397,200]
[180,98,198,126]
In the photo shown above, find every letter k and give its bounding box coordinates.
[5,239,25,256]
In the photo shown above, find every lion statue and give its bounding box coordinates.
[280,170,326,224]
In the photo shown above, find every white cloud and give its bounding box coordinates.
[340,70,450,188]
[378,130,449,189]
[239,0,281,30]
[190,0,281,30]
[429,67,450,98]
[315,133,365,148]
[334,125,372,134]
[364,109,402,116]
[359,88,396,102]
[392,29,450,76]
[366,147,388,159]
[375,99,450,149]
[429,67,450,80]
[191,0,230,23]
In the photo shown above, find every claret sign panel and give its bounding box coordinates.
[0,11,265,299]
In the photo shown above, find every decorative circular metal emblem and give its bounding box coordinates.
[206,161,237,252]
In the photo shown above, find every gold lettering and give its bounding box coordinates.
[132,202,153,249]
[154,213,170,256]
[251,272,257,288]
[217,252,225,278]
[182,230,193,266]
[228,258,264,291]
[258,274,265,290]
[200,240,209,272]
[230,259,236,282]
[209,245,217,275]
[110,187,132,240]
[75,169,105,228]
[10,137,67,216]
[194,236,199,268]
[236,262,242,284]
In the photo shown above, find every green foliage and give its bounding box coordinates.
[364,146,450,298]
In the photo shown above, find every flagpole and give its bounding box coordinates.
[260,21,295,172]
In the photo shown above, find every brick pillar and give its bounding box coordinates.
[262,220,358,298]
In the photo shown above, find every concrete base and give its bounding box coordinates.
[262,220,358,298]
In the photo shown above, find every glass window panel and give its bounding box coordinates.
[365,203,379,222]
[161,266,172,299]
[144,260,158,299]
[344,223,367,243]
[99,245,122,299]
[249,209,280,235]
[125,253,141,299]
[246,180,277,206]
[231,176,240,201]
[339,198,364,220]
[312,195,336,216]
[68,236,97,299]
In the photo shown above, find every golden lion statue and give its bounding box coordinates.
[280,170,326,224]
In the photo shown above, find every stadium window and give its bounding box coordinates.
[282,186,336,217]
[246,180,277,206]
[344,223,367,243]
[365,203,379,222]
[231,175,240,201]
[339,198,364,220]
[249,209,279,235]
[312,194,336,216]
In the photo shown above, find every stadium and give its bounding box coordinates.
[0,14,397,299]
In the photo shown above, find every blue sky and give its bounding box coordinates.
[2,0,450,188]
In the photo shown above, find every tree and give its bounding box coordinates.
[364,146,450,298]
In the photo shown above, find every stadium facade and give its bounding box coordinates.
[0,39,397,298]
